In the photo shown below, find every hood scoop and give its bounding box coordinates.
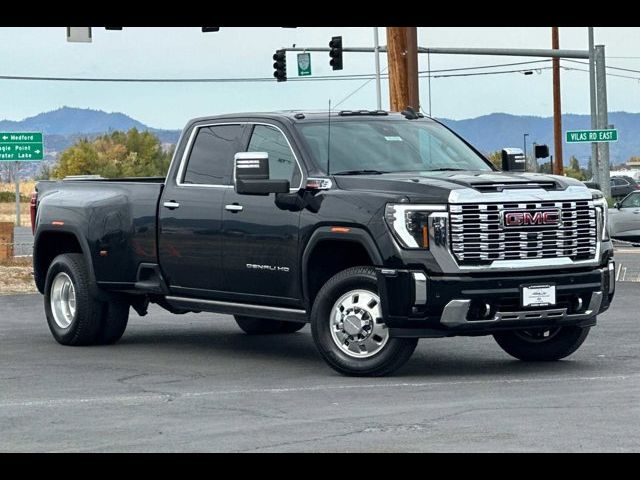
[470,180,558,193]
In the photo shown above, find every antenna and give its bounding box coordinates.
[327,99,332,175]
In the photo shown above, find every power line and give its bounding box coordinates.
[0,60,555,84]
[418,59,551,74]
[560,64,640,81]
[428,67,553,78]
[563,58,640,75]
[0,60,634,85]
[334,67,389,109]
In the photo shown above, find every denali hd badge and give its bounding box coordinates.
[503,209,561,227]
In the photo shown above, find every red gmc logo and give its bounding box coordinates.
[503,210,560,227]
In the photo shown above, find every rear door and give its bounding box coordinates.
[158,122,248,297]
[221,122,305,304]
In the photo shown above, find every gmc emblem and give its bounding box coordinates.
[503,209,560,227]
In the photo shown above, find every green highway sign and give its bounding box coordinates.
[297,52,311,76]
[565,129,618,143]
[0,132,44,161]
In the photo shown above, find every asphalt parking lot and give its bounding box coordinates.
[1,283,638,453]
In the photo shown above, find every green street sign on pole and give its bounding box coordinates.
[0,132,45,161]
[565,129,618,143]
[297,52,311,76]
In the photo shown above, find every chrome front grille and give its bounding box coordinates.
[449,200,597,265]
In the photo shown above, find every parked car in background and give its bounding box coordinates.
[584,175,640,200]
[609,191,640,244]
[611,176,640,199]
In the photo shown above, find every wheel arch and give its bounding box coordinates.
[34,227,98,297]
[301,226,383,309]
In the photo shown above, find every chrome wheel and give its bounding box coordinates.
[329,289,389,358]
[50,272,76,329]
[514,327,562,343]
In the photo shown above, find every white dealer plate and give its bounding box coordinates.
[522,285,556,307]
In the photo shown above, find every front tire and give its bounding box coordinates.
[234,315,305,335]
[311,266,418,377]
[493,326,590,361]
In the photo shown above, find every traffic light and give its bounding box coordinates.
[329,36,343,70]
[273,49,287,82]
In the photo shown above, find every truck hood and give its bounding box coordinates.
[332,170,590,203]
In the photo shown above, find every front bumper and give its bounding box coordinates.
[376,260,615,338]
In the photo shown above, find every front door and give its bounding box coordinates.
[158,123,247,297]
[611,192,640,239]
[222,123,304,304]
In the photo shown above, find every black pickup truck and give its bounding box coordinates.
[32,110,616,376]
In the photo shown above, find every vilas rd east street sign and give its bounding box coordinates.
[565,129,618,143]
[0,132,44,161]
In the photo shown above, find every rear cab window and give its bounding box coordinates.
[181,124,245,186]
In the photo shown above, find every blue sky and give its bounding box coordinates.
[0,27,639,130]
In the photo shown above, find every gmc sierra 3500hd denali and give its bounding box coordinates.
[32,110,616,376]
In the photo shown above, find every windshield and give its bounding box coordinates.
[295,118,493,174]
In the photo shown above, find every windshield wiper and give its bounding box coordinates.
[426,167,467,172]
[332,169,390,175]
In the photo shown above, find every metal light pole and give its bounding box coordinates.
[523,133,529,161]
[588,27,599,187]
[595,44,611,200]
[14,162,20,226]
[373,27,382,110]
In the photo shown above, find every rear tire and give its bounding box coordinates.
[44,253,103,346]
[311,266,418,377]
[493,326,590,361]
[234,315,305,335]
[95,299,130,345]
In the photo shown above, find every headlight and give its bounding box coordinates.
[385,204,446,249]
[593,197,610,241]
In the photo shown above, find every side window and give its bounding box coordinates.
[247,125,301,186]
[621,193,640,208]
[183,124,244,185]
[613,177,628,186]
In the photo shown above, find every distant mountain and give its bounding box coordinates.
[439,112,640,166]
[0,107,149,135]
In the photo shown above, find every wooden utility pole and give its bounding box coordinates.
[386,27,419,112]
[552,27,564,175]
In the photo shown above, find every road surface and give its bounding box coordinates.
[0,285,638,452]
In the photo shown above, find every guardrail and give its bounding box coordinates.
[0,242,33,258]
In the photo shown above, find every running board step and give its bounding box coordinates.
[165,296,308,323]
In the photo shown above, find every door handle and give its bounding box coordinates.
[225,204,243,212]
[163,201,180,209]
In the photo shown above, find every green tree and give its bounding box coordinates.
[486,151,502,169]
[36,163,52,180]
[564,155,587,181]
[52,129,173,179]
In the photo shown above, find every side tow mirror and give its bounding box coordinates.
[233,152,289,195]
[501,148,526,172]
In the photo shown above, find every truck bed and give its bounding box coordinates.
[35,178,165,288]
